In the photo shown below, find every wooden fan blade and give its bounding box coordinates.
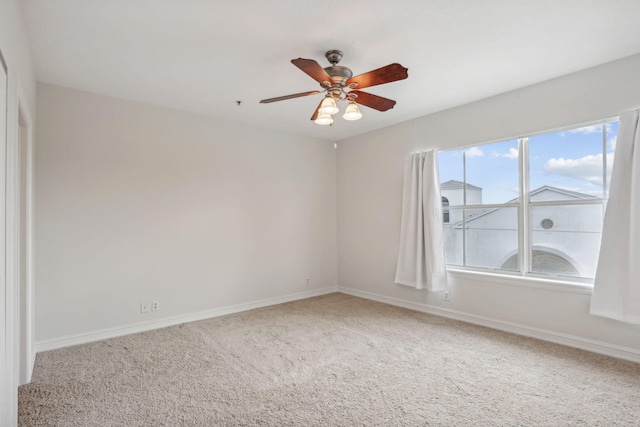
[350,90,396,112]
[346,63,408,89]
[310,99,324,121]
[260,90,322,104]
[292,58,334,86]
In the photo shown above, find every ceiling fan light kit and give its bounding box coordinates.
[260,50,408,126]
[319,96,339,115]
[342,102,363,121]
[315,113,334,126]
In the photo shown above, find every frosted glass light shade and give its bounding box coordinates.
[315,113,334,125]
[343,102,362,121]
[318,97,339,115]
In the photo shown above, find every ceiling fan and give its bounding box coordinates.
[259,50,408,125]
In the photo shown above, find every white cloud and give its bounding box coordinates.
[608,136,617,152]
[565,123,613,136]
[567,124,603,135]
[491,148,518,159]
[502,148,519,159]
[465,146,483,157]
[544,152,614,185]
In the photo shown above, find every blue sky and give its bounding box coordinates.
[438,121,619,204]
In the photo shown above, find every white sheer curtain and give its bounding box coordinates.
[590,110,640,324]
[395,150,448,291]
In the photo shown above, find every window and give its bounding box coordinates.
[438,119,618,282]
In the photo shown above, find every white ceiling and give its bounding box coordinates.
[20,0,640,141]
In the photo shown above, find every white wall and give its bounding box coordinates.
[35,83,337,344]
[0,0,37,424]
[337,53,640,361]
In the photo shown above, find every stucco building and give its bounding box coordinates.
[441,180,603,278]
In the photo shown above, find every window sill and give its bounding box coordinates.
[447,268,593,295]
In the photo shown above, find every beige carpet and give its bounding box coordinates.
[19,293,640,426]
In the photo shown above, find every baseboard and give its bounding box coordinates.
[36,285,640,364]
[338,286,640,364]
[36,286,338,352]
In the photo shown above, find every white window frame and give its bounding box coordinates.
[440,117,618,288]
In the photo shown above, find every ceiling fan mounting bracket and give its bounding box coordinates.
[325,50,343,65]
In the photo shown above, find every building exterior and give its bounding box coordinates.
[441,180,603,278]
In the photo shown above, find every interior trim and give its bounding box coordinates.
[36,286,339,353]
[448,269,593,294]
[37,284,639,364]
[338,286,640,364]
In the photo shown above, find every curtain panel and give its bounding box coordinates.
[395,150,448,291]
[591,110,640,324]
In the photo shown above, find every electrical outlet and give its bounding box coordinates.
[152,301,160,311]
[140,302,150,313]
[305,277,311,286]
[443,291,450,302]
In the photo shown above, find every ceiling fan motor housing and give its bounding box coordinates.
[323,50,352,85]
[324,65,353,85]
